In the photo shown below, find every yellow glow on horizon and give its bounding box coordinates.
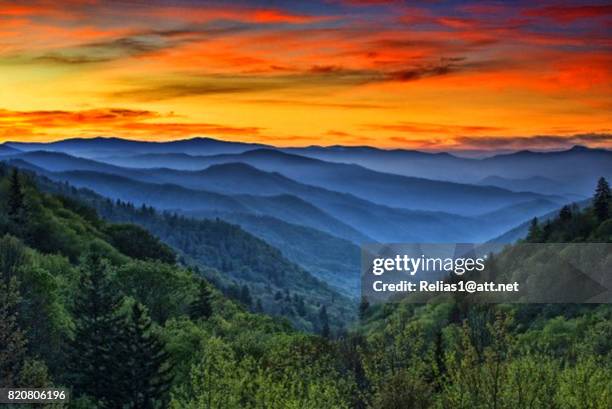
[0,1,610,150]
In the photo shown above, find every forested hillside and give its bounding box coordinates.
[1,165,610,408]
[0,165,357,408]
[353,178,611,407]
[3,166,354,333]
[43,172,362,296]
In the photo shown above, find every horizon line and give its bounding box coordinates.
[2,134,611,157]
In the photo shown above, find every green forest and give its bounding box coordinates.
[1,165,610,408]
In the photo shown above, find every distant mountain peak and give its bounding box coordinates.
[203,162,268,175]
[240,148,320,162]
[565,144,608,153]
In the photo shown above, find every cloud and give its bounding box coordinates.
[245,98,392,109]
[0,108,157,126]
[453,133,612,150]
[0,108,261,140]
[524,4,612,23]
[337,0,402,6]
[365,121,507,135]
[109,68,380,100]
[25,29,201,65]
[1,1,611,148]
[388,60,462,81]
[251,9,330,24]
[110,58,480,101]
[388,136,445,147]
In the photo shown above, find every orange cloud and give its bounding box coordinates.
[0,108,261,141]
[453,134,612,150]
[365,122,507,135]
[0,1,610,150]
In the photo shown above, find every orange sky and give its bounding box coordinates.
[0,0,610,151]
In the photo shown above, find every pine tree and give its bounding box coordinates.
[295,296,306,316]
[593,177,611,222]
[68,252,124,406]
[113,302,173,409]
[189,281,213,320]
[319,305,330,338]
[240,284,252,307]
[542,220,552,241]
[359,296,370,321]
[559,205,572,222]
[527,217,541,242]
[255,298,264,313]
[7,168,24,218]
[0,277,27,387]
[433,330,446,385]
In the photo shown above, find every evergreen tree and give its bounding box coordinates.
[359,296,370,321]
[0,234,27,283]
[240,284,252,307]
[593,177,611,222]
[319,306,330,338]
[189,281,213,320]
[559,205,572,222]
[526,217,541,242]
[255,298,264,313]
[7,168,24,218]
[0,277,27,387]
[295,296,306,316]
[542,220,552,241]
[68,252,124,406]
[112,302,173,409]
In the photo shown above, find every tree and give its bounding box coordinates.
[171,337,243,409]
[0,235,27,283]
[0,237,28,387]
[189,281,213,320]
[526,217,541,242]
[0,277,27,387]
[113,302,173,409]
[116,260,192,323]
[255,298,264,313]
[559,205,572,222]
[240,284,252,307]
[7,168,24,218]
[319,306,330,338]
[105,224,175,264]
[593,177,611,222]
[68,252,124,406]
[359,296,370,321]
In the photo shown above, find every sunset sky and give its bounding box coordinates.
[0,0,610,151]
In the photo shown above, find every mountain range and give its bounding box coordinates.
[2,149,564,242]
[283,144,611,196]
[3,136,605,296]
[6,136,267,158]
[64,148,569,215]
[8,137,608,198]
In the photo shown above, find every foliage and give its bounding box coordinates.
[44,175,355,333]
[105,224,176,264]
[0,277,27,387]
[594,177,611,222]
[0,166,610,408]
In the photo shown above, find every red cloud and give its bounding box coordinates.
[252,9,327,24]
[0,108,261,140]
[524,4,612,22]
